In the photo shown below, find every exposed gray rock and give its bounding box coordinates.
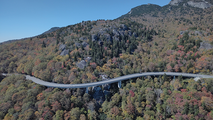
[75,42,81,47]
[104,34,111,41]
[133,32,138,37]
[169,0,184,6]
[112,36,119,41]
[154,89,163,103]
[119,31,124,37]
[59,44,66,51]
[85,57,91,62]
[92,34,97,41]
[98,30,106,35]
[120,24,128,31]
[79,36,87,41]
[194,31,203,36]
[101,75,111,90]
[81,21,88,26]
[82,41,88,47]
[112,29,120,36]
[187,1,212,9]
[199,41,213,50]
[128,31,132,36]
[98,41,103,46]
[76,60,87,69]
[180,30,188,35]
[60,49,69,56]
[166,105,171,114]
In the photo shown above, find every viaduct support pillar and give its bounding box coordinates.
[86,87,88,93]
[118,81,122,88]
[173,76,175,80]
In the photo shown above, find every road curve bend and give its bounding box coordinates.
[2,72,213,88]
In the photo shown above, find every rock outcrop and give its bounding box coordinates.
[154,89,163,103]
[75,42,81,47]
[187,1,212,9]
[82,41,88,47]
[199,41,213,50]
[59,44,66,51]
[76,57,91,69]
[79,36,88,41]
[60,49,69,56]
[76,60,87,69]
[101,75,111,90]
[169,0,184,6]
[59,44,69,56]
[169,0,212,9]
[92,34,98,41]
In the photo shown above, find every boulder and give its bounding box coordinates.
[76,60,87,69]
[60,49,69,56]
[120,24,128,31]
[199,41,213,50]
[102,84,110,90]
[82,42,88,47]
[79,36,87,41]
[92,34,97,41]
[98,41,103,46]
[128,31,132,36]
[85,57,91,62]
[112,36,119,41]
[59,44,66,51]
[112,29,120,36]
[98,30,106,35]
[180,30,188,35]
[187,1,212,9]
[104,34,111,42]
[119,31,124,37]
[133,32,138,37]
[169,0,184,6]
[194,31,203,36]
[154,89,163,103]
[75,42,81,47]
[101,75,111,90]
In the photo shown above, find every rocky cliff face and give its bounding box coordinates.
[199,41,213,50]
[187,1,212,9]
[169,0,184,6]
[169,0,212,9]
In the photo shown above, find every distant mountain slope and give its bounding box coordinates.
[0,27,60,44]
[42,27,60,34]
[119,0,212,19]
[1,0,213,119]
[119,4,162,19]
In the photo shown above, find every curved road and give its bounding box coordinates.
[2,72,213,88]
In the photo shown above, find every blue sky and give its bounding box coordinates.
[0,0,170,42]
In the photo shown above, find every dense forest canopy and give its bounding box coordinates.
[1,0,213,119]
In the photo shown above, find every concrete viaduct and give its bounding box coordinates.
[2,72,213,93]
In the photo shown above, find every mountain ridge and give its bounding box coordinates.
[1,0,213,119]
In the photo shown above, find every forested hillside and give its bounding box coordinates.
[1,0,213,119]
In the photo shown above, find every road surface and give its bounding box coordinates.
[2,72,213,88]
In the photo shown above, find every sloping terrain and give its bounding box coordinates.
[1,0,213,119]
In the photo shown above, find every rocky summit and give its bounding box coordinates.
[169,0,212,9]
